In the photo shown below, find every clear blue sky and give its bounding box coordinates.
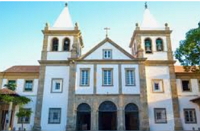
[0,1,200,71]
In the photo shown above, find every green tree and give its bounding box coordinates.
[4,83,16,91]
[16,108,32,131]
[0,83,31,130]
[175,22,200,73]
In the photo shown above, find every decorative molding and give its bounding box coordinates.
[145,60,176,65]
[38,60,70,65]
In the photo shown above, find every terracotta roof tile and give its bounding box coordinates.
[3,66,40,73]
[0,88,18,95]
[174,66,193,73]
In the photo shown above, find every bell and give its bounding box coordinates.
[146,47,151,52]
[157,45,162,51]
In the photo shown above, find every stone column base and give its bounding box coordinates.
[32,125,41,131]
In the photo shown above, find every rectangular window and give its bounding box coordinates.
[154,108,167,123]
[8,80,16,85]
[182,80,191,92]
[17,108,31,124]
[24,80,33,91]
[103,49,112,59]
[184,109,196,123]
[51,79,63,93]
[125,69,135,86]
[80,69,89,86]
[152,79,164,93]
[103,69,113,86]
[6,80,17,89]
[48,108,61,124]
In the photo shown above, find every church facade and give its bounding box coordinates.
[0,3,200,131]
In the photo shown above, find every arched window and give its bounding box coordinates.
[125,103,139,130]
[125,103,138,112]
[77,103,91,112]
[99,101,117,112]
[156,38,164,51]
[52,38,59,51]
[144,38,152,53]
[76,103,91,130]
[63,38,70,51]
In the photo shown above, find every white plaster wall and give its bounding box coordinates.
[141,36,168,60]
[41,66,69,131]
[13,96,37,131]
[121,64,140,94]
[146,66,175,131]
[96,64,119,94]
[1,79,8,88]
[75,64,94,94]
[47,52,70,60]
[178,96,200,130]
[85,42,130,60]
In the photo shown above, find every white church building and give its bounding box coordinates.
[0,3,200,131]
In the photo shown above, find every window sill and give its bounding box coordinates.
[102,85,113,87]
[125,85,136,86]
[79,85,90,87]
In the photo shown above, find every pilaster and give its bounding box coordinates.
[33,65,46,131]
[91,98,98,130]
[139,61,150,131]
[117,95,124,130]
[71,35,79,58]
[169,64,183,130]
[118,64,122,94]
[41,24,49,60]
[166,34,174,60]
[93,64,97,94]
[41,35,48,60]
[66,61,76,131]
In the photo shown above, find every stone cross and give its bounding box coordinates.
[104,27,110,38]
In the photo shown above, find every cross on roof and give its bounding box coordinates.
[145,2,148,9]
[104,27,110,38]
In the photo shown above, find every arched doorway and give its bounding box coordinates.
[125,103,139,130]
[98,101,117,130]
[76,103,91,130]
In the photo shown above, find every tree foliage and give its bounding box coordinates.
[0,95,31,105]
[0,82,32,130]
[175,22,200,73]
[4,83,16,91]
[16,108,32,130]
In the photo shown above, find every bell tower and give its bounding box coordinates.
[33,3,84,131]
[129,3,173,61]
[129,3,183,131]
[41,3,84,61]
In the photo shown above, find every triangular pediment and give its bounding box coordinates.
[80,37,134,60]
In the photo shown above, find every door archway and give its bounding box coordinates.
[98,101,117,130]
[76,103,91,130]
[125,103,139,130]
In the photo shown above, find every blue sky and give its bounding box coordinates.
[0,1,200,71]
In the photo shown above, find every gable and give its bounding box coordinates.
[81,38,134,60]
